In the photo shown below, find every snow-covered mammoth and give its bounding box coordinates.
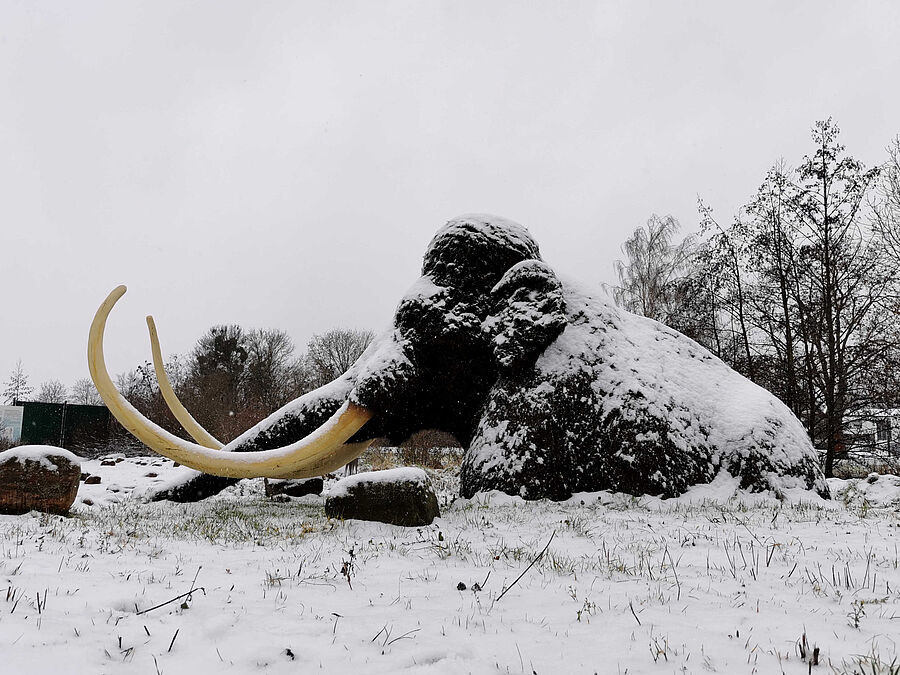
[89,215,827,502]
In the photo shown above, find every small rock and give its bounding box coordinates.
[81,498,94,506]
[457,582,467,591]
[0,446,81,515]
[145,472,158,478]
[100,460,116,467]
[325,468,440,527]
[264,477,323,498]
[84,475,101,485]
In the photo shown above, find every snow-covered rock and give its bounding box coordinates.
[0,445,82,514]
[325,468,440,526]
[264,476,323,498]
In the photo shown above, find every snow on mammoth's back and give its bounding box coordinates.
[465,277,826,499]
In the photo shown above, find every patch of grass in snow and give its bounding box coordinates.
[2,499,328,554]
[559,513,595,538]
[832,650,900,675]
[3,478,900,673]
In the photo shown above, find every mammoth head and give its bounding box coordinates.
[353,215,567,426]
[393,215,566,369]
[88,215,567,480]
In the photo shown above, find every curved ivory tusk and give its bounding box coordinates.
[88,286,374,478]
[146,315,223,449]
[274,440,375,478]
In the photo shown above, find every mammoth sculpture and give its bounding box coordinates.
[88,214,827,502]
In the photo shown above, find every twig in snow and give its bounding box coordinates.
[189,566,202,592]
[168,629,179,653]
[137,567,204,616]
[135,588,206,616]
[496,531,556,602]
[629,601,642,626]
[386,628,420,646]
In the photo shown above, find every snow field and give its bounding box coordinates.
[1,457,899,674]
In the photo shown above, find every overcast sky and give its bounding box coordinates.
[1,1,899,392]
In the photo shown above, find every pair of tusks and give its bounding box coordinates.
[88,286,374,479]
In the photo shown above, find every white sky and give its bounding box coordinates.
[1,1,899,391]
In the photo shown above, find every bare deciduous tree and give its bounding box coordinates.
[70,378,102,405]
[791,118,889,476]
[305,328,374,389]
[739,162,804,416]
[178,325,250,440]
[873,136,900,266]
[244,328,302,411]
[36,379,67,403]
[612,214,696,326]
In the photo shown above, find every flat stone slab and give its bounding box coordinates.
[325,468,439,526]
[0,445,81,515]
[264,477,323,498]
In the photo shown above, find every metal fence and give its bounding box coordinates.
[11,401,111,453]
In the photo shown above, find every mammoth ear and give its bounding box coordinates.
[483,259,567,371]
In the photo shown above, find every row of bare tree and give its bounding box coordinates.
[113,326,374,443]
[613,119,900,476]
[2,359,101,406]
[2,327,372,453]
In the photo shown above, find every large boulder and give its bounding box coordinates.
[0,446,81,515]
[325,468,439,526]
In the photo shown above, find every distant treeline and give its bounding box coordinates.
[115,326,374,444]
[2,326,374,451]
[612,119,900,476]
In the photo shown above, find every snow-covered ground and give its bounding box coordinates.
[2,456,900,674]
